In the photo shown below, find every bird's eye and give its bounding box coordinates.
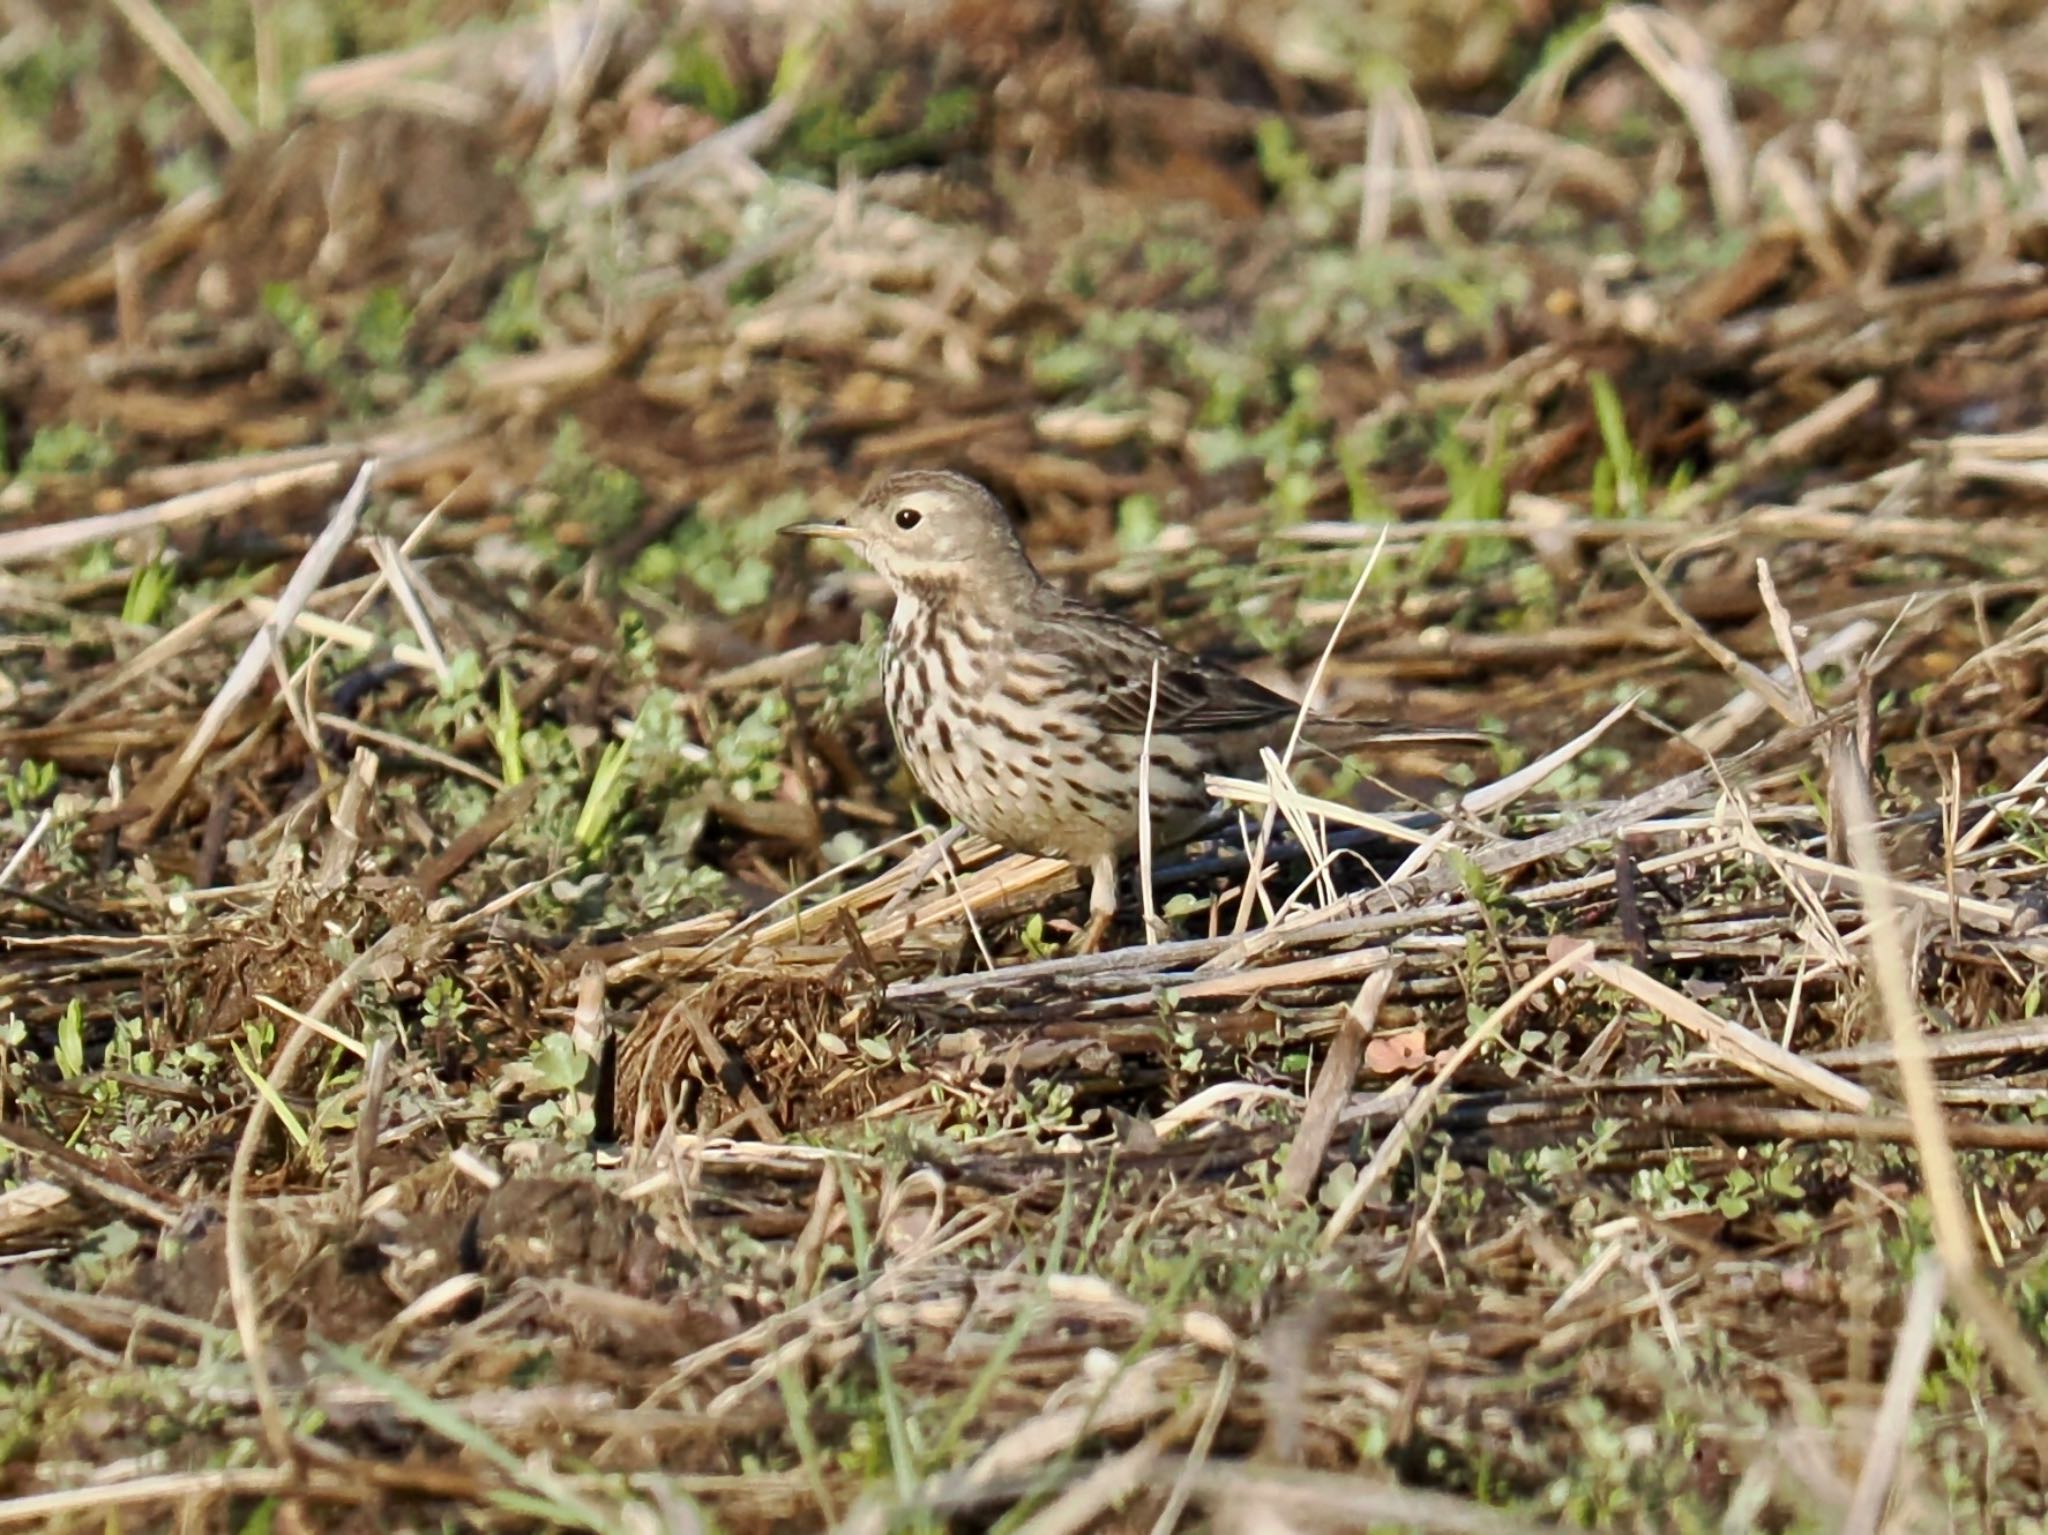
[894,507,922,530]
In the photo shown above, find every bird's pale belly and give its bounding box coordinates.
[884,635,1209,864]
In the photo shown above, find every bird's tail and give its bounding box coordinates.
[1299,716,1496,754]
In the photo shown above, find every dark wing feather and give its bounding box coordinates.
[1023,601,1302,737]
[1023,597,1496,750]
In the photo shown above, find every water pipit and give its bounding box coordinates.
[788,470,1486,950]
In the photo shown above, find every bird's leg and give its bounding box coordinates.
[1074,853,1119,954]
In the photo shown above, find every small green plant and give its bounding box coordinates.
[524,418,645,572]
[1429,414,1511,575]
[1115,492,1163,552]
[422,975,468,1030]
[787,75,980,176]
[639,491,798,614]
[1494,1116,1623,1188]
[1588,372,1649,519]
[665,32,747,121]
[3,758,56,816]
[1336,419,1398,524]
[16,421,114,480]
[1018,913,1057,960]
[1185,552,1300,657]
[489,673,526,787]
[120,557,176,627]
[571,686,720,854]
[1711,1145,1805,1218]
[353,286,415,371]
[264,281,341,373]
[1254,116,1317,198]
[708,692,791,802]
[524,1030,594,1137]
[264,281,415,416]
[1254,112,1345,241]
[479,265,547,353]
[575,734,637,851]
[818,612,885,727]
[1632,1151,1715,1214]
[53,997,85,1080]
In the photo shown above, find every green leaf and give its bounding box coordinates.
[55,997,84,1080]
[491,672,526,787]
[575,738,634,849]
[120,557,176,626]
[529,1031,588,1094]
[1588,371,1646,518]
[230,1040,309,1149]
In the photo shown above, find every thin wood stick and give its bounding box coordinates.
[1231,526,1388,937]
[1137,658,1163,945]
[365,535,453,684]
[50,599,238,722]
[0,462,346,568]
[1628,545,1803,725]
[104,0,252,147]
[314,712,505,791]
[241,596,439,671]
[1833,751,1971,1255]
[0,1469,321,1527]
[1576,952,1871,1112]
[1278,969,1387,1204]
[1815,1017,2048,1070]
[1626,1103,2048,1152]
[1753,559,1818,726]
[0,810,52,892]
[129,463,375,840]
[0,1120,181,1227]
[1765,843,2012,930]
[1843,1250,1942,1535]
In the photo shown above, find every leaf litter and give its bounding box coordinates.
[3,0,2048,1529]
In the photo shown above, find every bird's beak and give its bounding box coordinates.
[782,520,863,545]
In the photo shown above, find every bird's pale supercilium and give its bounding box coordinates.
[787,470,1487,950]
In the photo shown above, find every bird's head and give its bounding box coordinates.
[784,470,1039,597]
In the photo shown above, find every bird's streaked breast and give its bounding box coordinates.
[883,590,1215,863]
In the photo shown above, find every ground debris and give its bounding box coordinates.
[5,1,2048,1529]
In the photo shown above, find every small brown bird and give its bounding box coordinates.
[788,470,1485,950]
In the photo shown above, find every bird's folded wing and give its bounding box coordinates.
[1026,601,1493,749]
[1027,604,1302,737]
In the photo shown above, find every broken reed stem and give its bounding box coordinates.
[1138,658,1163,945]
[1833,746,1972,1267]
[1576,953,1870,1112]
[0,461,347,568]
[134,461,377,840]
[1278,969,1388,1204]
[1231,526,1388,938]
[1841,1256,1944,1535]
[102,0,252,147]
[1628,545,1803,725]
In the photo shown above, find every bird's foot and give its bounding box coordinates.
[1073,910,1116,955]
[1074,854,1121,956]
